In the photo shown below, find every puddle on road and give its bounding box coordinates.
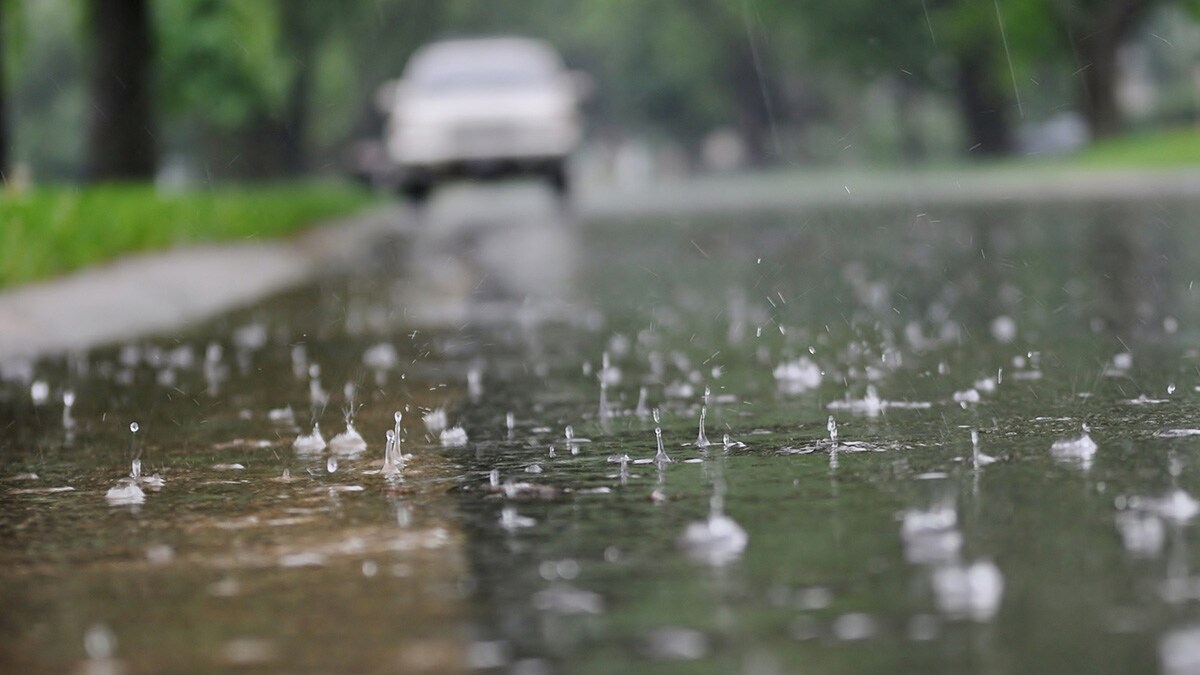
[5,188,1200,672]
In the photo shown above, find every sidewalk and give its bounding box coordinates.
[0,205,405,362]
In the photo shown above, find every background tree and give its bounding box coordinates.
[795,0,1019,156]
[8,0,1200,182]
[0,0,8,181]
[1009,0,1160,139]
[87,0,156,180]
[0,0,21,181]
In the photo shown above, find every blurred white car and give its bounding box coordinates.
[378,37,588,201]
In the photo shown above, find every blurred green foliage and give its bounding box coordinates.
[4,0,1200,181]
[156,0,290,129]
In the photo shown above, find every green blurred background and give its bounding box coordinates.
[4,0,1200,185]
[3,0,1200,288]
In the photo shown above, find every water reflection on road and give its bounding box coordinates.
[402,184,581,327]
[4,188,1200,673]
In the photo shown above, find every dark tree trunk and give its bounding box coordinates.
[1080,40,1121,139]
[0,0,8,182]
[955,50,1013,157]
[279,6,317,175]
[1064,0,1154,140]
[894,77,925,162]
[87,0,156,181]
[728,45,774,167]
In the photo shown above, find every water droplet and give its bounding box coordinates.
[131,458,142,480]
[695,405,710,448]
[506,411,515,431]
[655,427,672,464]
[499,505,535,530]
[382,429,400,476]
[130,422,139,434]
[827,416,838,444]
[1169,383,1177,395]
[327,456,337,473]
[565,425,574,441]
[653,408,661,424]
[63,390,75,407]
[971,429,996,468]
[489,469,500,488]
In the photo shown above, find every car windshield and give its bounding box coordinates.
[406,40,560,90]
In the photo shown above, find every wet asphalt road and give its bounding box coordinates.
[5,183,1200,673]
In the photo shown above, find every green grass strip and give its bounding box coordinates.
[1069,126,1200,168]
[0,183,375,289]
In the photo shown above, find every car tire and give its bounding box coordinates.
[546,162,569,197]
[400,178,433,204]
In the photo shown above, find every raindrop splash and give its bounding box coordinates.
[381,429,401,477]
[566,425,578,455]
[293,423,326,455]
[423,408,447,434]
[695,387,710,448]
[62,390,76,429]
[499,505,536,531]
[30,380,49,405]
[329,384,367,456]
[1050,423,1098,466]
[722,433,746,450]
[440,426,468,447]
[654,411,672,464]
[106,427,147,505]
[827,416,839,469]
[971,430,997,469]
[467,366,483,400]
[308,364,327,411]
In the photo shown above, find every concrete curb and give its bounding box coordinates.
[0,205,405,362]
